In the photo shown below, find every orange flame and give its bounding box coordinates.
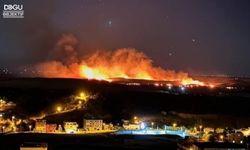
[36,34,206,86]
[80,65,109,81]
[181,78,205,86]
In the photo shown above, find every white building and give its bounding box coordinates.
[83,119,103,131]
[123,123,140,130]
[103,123,114,130]
[122,120,140,130]
[63,122,78,133]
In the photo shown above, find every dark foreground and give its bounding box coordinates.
[1,78,250,127]
[0,133,180,150]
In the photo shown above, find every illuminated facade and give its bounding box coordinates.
[83,119,103,131]
[35,120,46,133]
[63,122,78,133]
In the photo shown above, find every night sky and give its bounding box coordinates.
[1,0,250,76]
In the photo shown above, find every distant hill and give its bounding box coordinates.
[0,77,250,127]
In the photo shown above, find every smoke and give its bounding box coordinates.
[48,34,79,64]
[36,34,81,78]
[36,61,80,78]
[36,34,192,82]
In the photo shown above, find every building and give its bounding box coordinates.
[83,119,102,131]
[226,132,244,144]
[190,142,246,150]
[46,124,57,133]
[63,122,78,133]
[123,123,140,130]
[122,120,140,130]
[35,120,46,133]
[239,128,250,136]
[103,123,114,130]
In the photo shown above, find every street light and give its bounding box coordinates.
[79,92,88,101]
[172,123,177,128]
[80,92,85,97]
[199,125,203,132]
[29,125,32,131]
[56,106,62,112]
[151,122,154,128]
[133,116,139,124]
[2,126,5,132]
[219,135,224,142]
[12,115,15,120]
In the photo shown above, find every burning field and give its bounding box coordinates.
[36,34,205,86]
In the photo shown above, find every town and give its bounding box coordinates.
[0,85,250,150]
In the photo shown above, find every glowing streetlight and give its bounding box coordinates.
[80,92,85,97]
[199,125,203,132]
[12,115,15,120]
[151,122,154,128]
[180,86,186,92]
[56,106,62,112]
[79,92,88,101]
[133,116,139,124]
[172,123,177,128]
[29,125,32,131]
[2,126,5,132]
[219,135,224,141]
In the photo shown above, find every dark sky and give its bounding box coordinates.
[1,0,250,76]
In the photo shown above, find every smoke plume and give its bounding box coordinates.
[36,34,194,82]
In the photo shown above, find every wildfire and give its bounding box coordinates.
[36,34,207,87]
[79,64,206,86]
[80,64,154,81]
[181,78,205,86]
[80,63,208,87]
[80,65,109,80]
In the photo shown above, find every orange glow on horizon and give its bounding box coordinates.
[79,64,208,87]
[181,78,205,86]
[80,65,108,81]
[37,45,207,86]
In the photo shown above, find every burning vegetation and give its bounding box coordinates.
[36,34,204,86]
